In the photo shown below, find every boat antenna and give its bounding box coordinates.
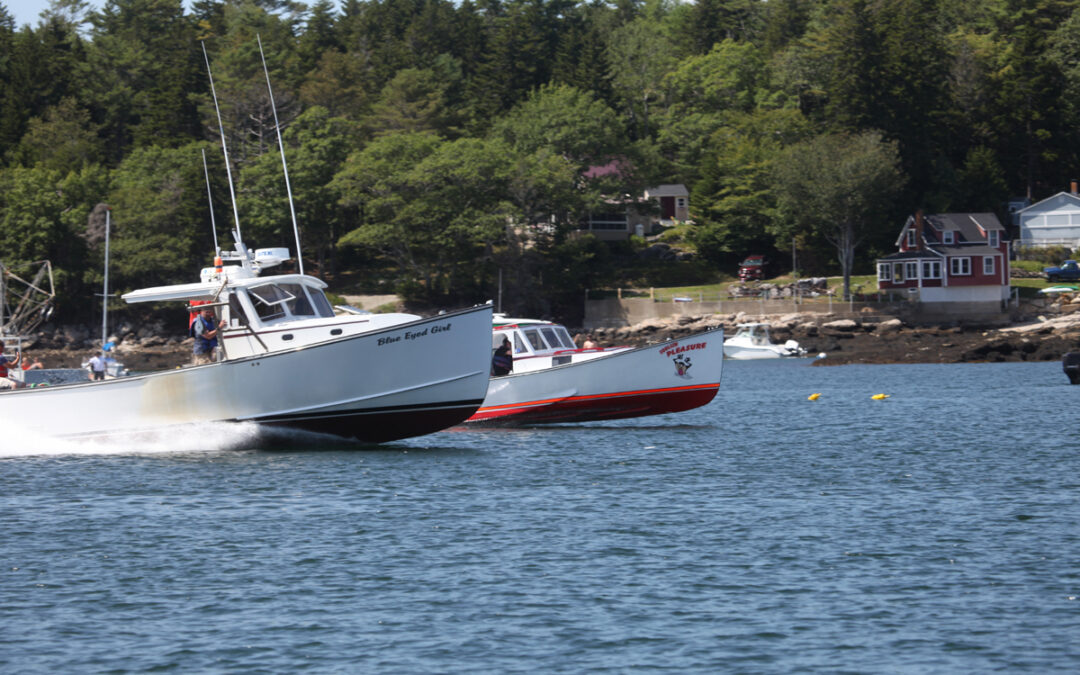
[100,206,111,357]
[201,40,243,247]
[256,33,304,275]
[201,148,220,255]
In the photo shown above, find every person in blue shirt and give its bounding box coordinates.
[191,307,226,365]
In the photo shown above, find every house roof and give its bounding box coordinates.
[1016,191,1080,215]
[925,213,1004,241]
[583,159,631,179]
[934,245,1004,257]
[878,250,941,262]
[645,184,688,198]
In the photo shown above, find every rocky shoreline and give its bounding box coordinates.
[11,309,1080,371]
[580,311,1080,365]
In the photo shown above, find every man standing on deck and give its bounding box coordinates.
[191,307,226,365]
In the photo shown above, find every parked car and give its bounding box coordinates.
[738,255,766,281]
[1044,260,1080,282]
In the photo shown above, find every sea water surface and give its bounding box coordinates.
[2,360,1079,673]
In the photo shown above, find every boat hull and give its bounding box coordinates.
[468,328,723,425]
[0,305,493,443]
[722,343,787,359]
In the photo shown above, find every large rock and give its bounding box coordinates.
[822,319,858,332]
[875,318,903,334]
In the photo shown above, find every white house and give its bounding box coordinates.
[1016,182,1080,248]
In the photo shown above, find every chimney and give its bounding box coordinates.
[915,210,924,251]
[1072,179,1078,195]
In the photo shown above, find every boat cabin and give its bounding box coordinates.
[123,247,418,361]
[491,317,624,374]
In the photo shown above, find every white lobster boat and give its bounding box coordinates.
[466,317,724,425]
[0,245,494,442]
[722,322,806,360]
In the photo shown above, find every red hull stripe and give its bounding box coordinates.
[468,383,719,424]
[477,383,718,413]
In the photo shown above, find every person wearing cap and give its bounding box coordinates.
[191,307,226,365]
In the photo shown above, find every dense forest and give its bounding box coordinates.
[2,0,1079,322]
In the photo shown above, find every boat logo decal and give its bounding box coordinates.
[660,340,706,378]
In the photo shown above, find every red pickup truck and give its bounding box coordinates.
[738,255,766,281]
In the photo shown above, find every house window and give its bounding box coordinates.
[893,263,904,281]
[922,260,942,279]
[878,263,892,281]
[983,256,995,275]
[905,261,919,279]
[950,257,971,275]
[988,230,999,248]
[943,231,955,244]
[676,197,687,209]
[585,213,628,230]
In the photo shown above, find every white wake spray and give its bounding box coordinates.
[0,421,268,458]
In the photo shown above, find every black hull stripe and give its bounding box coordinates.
[245,398,485,424]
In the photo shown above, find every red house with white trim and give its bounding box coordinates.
[876,212,1010,308]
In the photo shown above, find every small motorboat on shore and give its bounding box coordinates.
[723,322,806,360]
[466,316,724,425]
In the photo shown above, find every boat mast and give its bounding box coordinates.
[201,148,220,256]
[257,33,304,276]
[100,207,111,356]
[201,40,245,262]
[0,262,6,342]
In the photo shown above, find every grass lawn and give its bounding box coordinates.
[599,269,1064,302]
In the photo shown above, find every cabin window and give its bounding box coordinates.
[523,329,547,351]
[905,262,919,279]
[950,257,971,275]
[513,332,528,354]
[878,263,892,281]
[540,327,564,349]
[279,283,314,317]
[988,230,999,248]
[228,293,249,327]
[557,327,575,348]
[308,288,335,318]
[248,284,291,321]
[983,256,995,275]
[922,260,942,279]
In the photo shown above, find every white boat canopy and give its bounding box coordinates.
[122,273,328,304]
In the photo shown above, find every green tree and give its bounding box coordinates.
[489,83,624,169]
[85,0,203,159]
[239,107,359,274]
[106,142,216,290]
[689,109,811,268]
[606,17,673,139]
[8,97,104,170]
[773,130,904,299]
[333,132,509,304]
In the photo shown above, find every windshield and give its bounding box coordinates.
[248,284,291,322]
[246,283,335,322]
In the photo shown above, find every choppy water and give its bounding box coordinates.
[3,360,1079,673]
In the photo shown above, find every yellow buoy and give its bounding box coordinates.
[808,393,821,401]
[871,393,890,400]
